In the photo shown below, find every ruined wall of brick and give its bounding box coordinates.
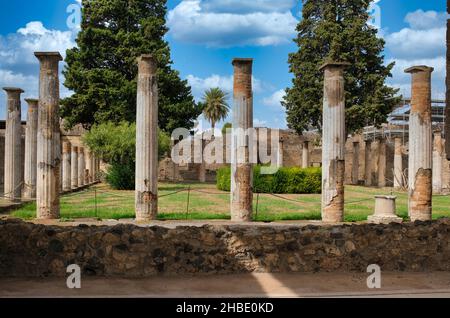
[0,218,449,277]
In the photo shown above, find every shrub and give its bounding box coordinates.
[216,166,321,194]
[105,161,135,190]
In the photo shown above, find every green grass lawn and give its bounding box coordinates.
[9,183,450,222]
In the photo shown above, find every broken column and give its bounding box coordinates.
[135,54,158,221]
[3,87,24,201]
[78,147,85,187]
[433,131,443,194]
[302,141,309,168]
[231,58,254,222]
[368,195,403,224]
[393,137,404,189]
[352,141,360,185]
[364,140,372,186]
[62,141,71,192]
[35,52,62,219]
[446,3,450,159]
[71,146,78,189]
[405,65,434,221]
[23,98,38,199]
[320,62,349,223]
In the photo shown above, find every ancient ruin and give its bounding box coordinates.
[231,58,254,222]
[319,62,349,223]
[405,66,434,222]
[135,54,159,221]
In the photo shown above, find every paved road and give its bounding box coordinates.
[1,272,450,298]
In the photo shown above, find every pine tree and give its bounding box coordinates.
[61,0,202,133]
[283,0,400,134]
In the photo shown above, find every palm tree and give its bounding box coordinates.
[202,88,230,133]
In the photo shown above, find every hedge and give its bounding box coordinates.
[216,166,321,194]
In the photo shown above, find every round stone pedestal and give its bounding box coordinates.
[368,195,403,224]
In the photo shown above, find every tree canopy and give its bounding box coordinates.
[283,0,400,134]
[61,0,203,133]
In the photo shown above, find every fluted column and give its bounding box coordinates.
[405,65,434,221]
[62,141,71,192]
[352,141,360,185]
[135,55,158,221]
[23,98,38,199]
[302,141,309,168]
[365,140,372,186]
[378,138,386,188]
[78,147,85,187]
[393,137,404,189]
[231,58,254,222]
[433,131,443,194]
[71,146,78,189]
[35,52,62,219]
[320,62,349,223]
[3,87,24,201]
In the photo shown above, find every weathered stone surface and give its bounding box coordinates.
[23,99,38,199]
[1,218,449,277]
[320,62,349,222]
[35,52,62,219]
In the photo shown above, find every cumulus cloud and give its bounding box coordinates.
[187,73,263,101]
[0,21,75,65]
[167,0,298,47]
[0,22,77,119]
[254,118,267,127]
[201,0,296,14]
[385,10,447,99]
[262,89,286,110]
[385,10,446,60]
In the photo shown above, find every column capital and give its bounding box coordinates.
[25,98,39,107]
[404,65,434,74]
[319,61,350,72]
[232,58,253,66]
[137,54,157,75]
[34,52,63,62]
[3,87,24,95]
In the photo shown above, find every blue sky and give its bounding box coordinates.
[0,0,446,130]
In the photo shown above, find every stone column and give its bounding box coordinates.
[277,139,284,168]
[352,141,360,185]
[3,87,24,201]
[320,62,349,223]
[378,138,386,188]
[446,4,450,160]
[23,99,38,199]
[198,137,206,183]
[231,58,253,222]
[35,52,62,219]
[433,131,443,194]
[370,139,380,187]
[394,137,404,189]
[62,141,71,192]
[71,146,78,189]
[85,150,92,184]
[135,54,158,221]
[365,140,372,186]
[405,65,434,221]
[302,141,309,168]
[78,147,85,187]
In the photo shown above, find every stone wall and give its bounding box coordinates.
[0,218,449,277]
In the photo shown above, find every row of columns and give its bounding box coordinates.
[3,52,99,219]
[321,63,435,222]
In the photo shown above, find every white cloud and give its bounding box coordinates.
[0,21,77,119]
[201,0,296,13]
[404,10,448,30]
[0,21,76,65]
[187,73,263,101]
[385,10,447,99]
[387,57,446,100]
[262,89,286,110]
[254,118,267,127]
[167,0,298,47]
[385,10,446,60]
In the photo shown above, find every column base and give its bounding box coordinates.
[367,215,403,224]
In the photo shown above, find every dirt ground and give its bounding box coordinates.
[1,272,450,298]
